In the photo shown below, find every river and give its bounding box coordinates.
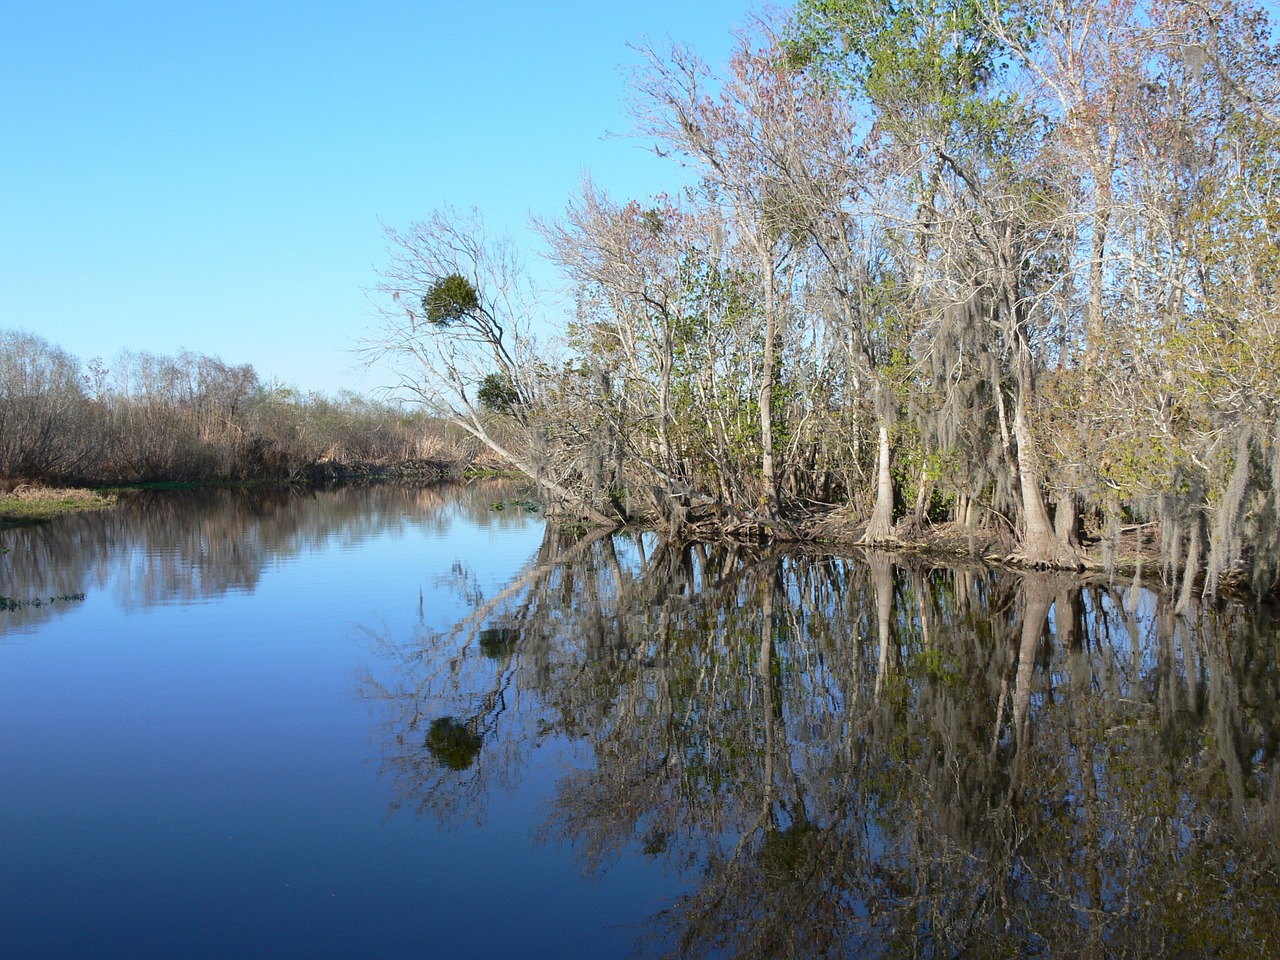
[2,482,1277,958]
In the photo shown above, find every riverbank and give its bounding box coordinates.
[803,506,1163,573]
[8,478,1263,600]
[795,507,1280,600]
[0,485,118,527]
[0,457,495,530]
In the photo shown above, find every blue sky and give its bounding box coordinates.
[2,1,754,395]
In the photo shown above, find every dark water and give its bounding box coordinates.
[2,485,1278,959]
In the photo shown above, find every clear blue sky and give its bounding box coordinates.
[1,1,754,395]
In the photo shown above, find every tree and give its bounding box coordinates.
[629,28,814,523]
[792,0,1090,565]
[540,178,778,528]
[0,329,92,481]
[371,205,616,524]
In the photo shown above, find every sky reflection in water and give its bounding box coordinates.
[2,484,1279,959]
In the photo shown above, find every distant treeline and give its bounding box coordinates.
[0,329,479,486]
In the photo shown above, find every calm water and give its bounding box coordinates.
[2,484,1278,959]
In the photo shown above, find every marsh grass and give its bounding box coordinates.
[0,485,117,526]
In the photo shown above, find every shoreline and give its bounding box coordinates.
[6,479,1269,603]
[0,486,118,527]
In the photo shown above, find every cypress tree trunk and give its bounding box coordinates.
[1010,303,1080,568]
[912,464,930,529]
[462,419,617,527]
[1013,392,1059,563]
[755,268,781,521]
[861,423,896,543]
[1055,493,1081,548]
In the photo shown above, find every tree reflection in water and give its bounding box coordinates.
[0,481,533,635]
[366,526,1280,959]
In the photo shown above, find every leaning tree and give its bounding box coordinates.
[371,205,616,524]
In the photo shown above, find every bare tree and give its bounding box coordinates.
[370,205,615,524]
[0,329,93,482]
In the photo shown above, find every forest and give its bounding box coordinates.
[369,0,1280,601]
[0,329,480,487]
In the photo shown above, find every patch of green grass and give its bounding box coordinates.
[0,486,117,527]
[103,480,201,491]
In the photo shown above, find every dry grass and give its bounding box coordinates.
[0,485,117,526]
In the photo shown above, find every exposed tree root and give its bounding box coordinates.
[1000,545,1090,572]
[858,531,908,549]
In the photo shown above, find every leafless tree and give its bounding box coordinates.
[370,205,616,524]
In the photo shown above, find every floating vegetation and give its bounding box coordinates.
[0,593,86,612]
[491,498,541,513]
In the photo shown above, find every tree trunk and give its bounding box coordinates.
[1082,205,1111,371]
[1011,331,1079,568]
[1012,390,1059,563]
[1082,134,1118,371]
[460,417,617,527]
[759,270,780,519]
[860,423,896,543]
[1054,492,1081,548]
[912,464,930,529]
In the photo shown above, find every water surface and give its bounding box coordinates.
[2,484,1278,958]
